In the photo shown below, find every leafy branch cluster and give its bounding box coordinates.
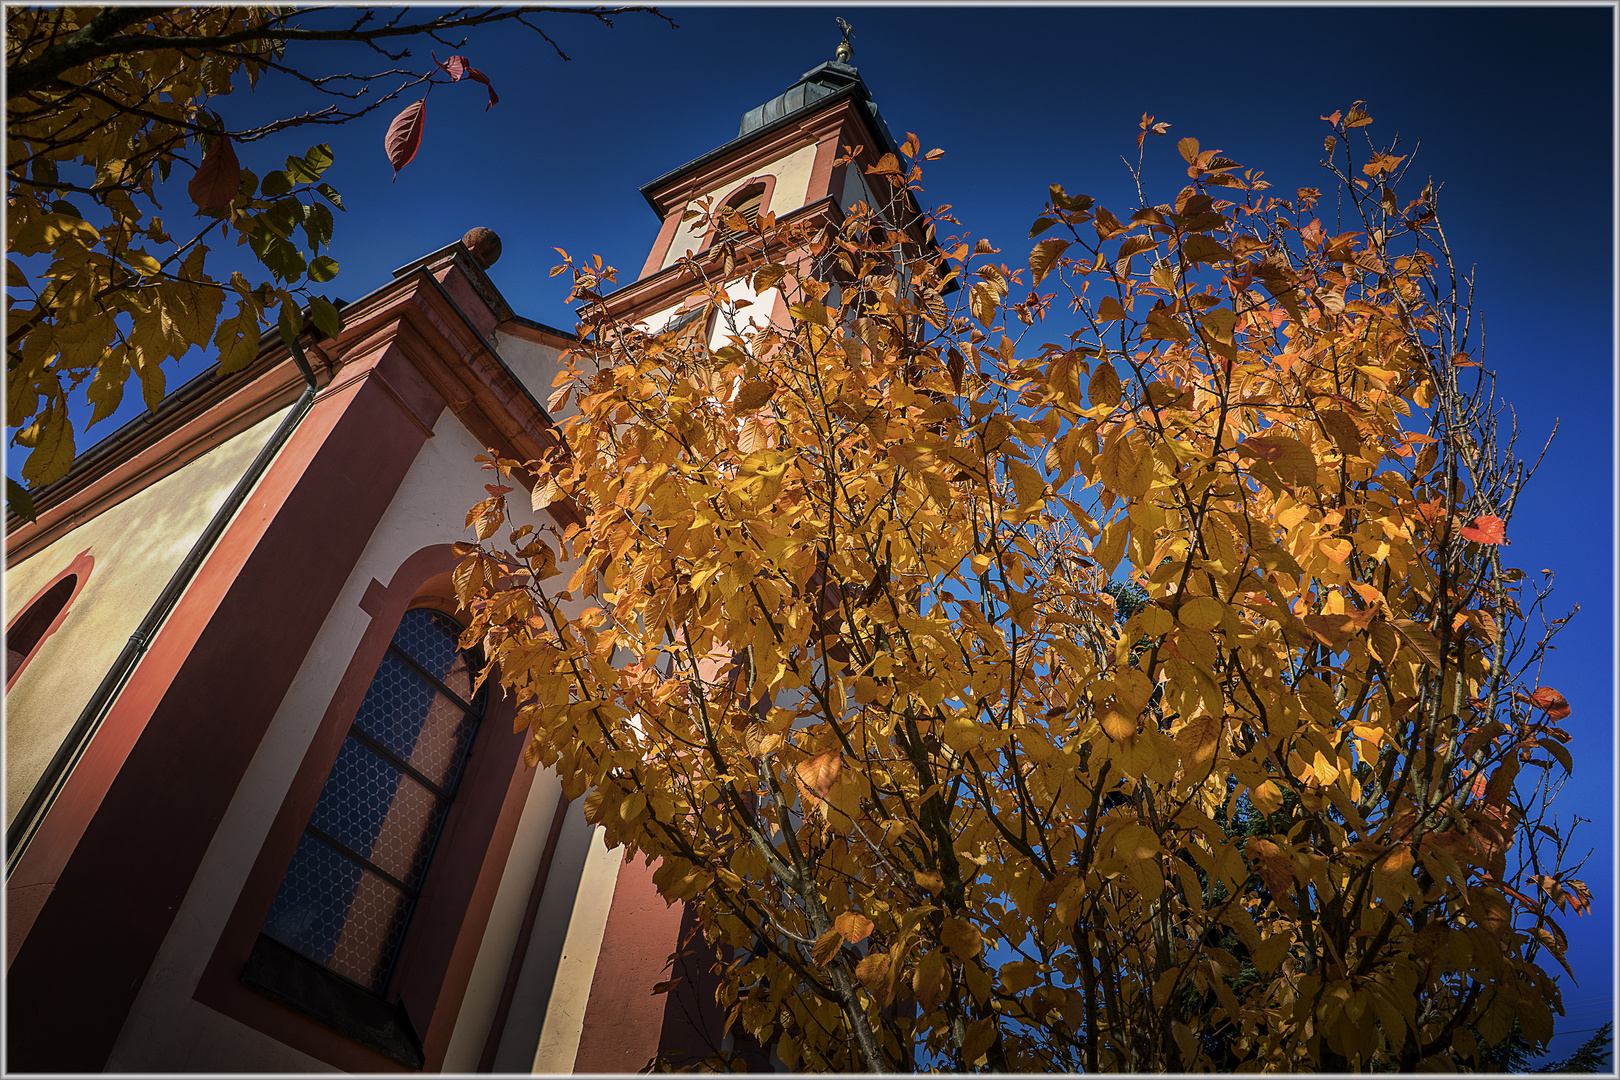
[450,110,1587,1071]
[5,5,666,512]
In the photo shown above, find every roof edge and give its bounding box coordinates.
[637,81,901,216]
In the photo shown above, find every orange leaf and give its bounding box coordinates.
[834,910,874,944]
[1525,686,1571,721]
[1459,515,1506,545]
[796,750,842,803]
[188,135,240,211]
[854,951,890,989]
[734,378,776,413]
[913,951,950,1012]
[940,917,983,960]
[812,929,843,967]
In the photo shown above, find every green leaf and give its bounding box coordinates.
[7,477,37,523]
[258,235,306,282]
[31,157,58,189]
[288,143,333,182]
[51,199,82,218]
[277,299,300,349]
[260,169,293,198]
[316,183,345,211]
[264,198,301,239]
[302,201,334,252]
[308,295,343,339]
[308,255,339,283]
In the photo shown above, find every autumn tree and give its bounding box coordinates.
[453,108,1589,1071]
[6,5,664,517]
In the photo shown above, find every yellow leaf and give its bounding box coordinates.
[1251,929,1292,975]
[1088,361,1122,409]
[1098,425,1149,498]
[19,402,75,486]
[1132,603,1174,637]
[1239,433,1318,488]
[961,1018,997,1064]
[119,248,163,276]
[970,280,998,326]
[214,303,262,374]
[1100,707,1135,741]
[1177,595,1226,632]
[1152,968,1180,1009]
[1113,822,1160,863]
[1251,780,1284,816]
[1029,237,1069,284]
[796,750,841,809]
[1095,293,1128,322]
[1173,1021,1201,1066]
[999,959,1037,995]
[1006,459,1047,511]
[1092,518,1128,572]
[1175,714,1221,771]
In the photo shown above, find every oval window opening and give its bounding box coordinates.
[8,574,77,684]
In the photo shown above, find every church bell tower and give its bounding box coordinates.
[597,28,940,345]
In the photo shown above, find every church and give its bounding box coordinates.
[5,45,937,1072]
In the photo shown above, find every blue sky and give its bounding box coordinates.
[17,4,1615,1061]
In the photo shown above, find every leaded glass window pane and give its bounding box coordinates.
[262,608,484,994]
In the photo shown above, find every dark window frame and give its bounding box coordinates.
[251,608,488,1064]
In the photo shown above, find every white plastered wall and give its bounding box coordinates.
[105,406,588,1072]
[492,330,575,428]
[658,143,819,273]
[638,274,777,348]
[4,407,291,828]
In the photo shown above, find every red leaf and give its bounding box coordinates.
[434,52,499,110]
[1460,514,1506,544]
[434,51,469,80]
[188,135,240,211]
[465,68,499,110]
[385,99,426,179]
[1526,686,1571,721]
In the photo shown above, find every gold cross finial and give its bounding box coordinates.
[835,17,854,62]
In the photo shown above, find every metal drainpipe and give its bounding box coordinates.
[5,340,322,874]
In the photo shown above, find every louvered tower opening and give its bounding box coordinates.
[716,193,762,243]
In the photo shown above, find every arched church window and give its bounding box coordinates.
[7,573,78,687]
[260,608,487,994]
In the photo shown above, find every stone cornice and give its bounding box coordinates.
[8,248,571,567]
[589,196,848,326]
